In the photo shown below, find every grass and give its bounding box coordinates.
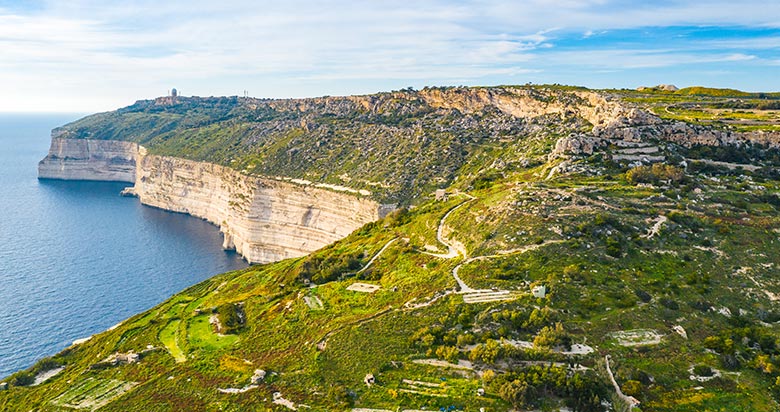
[159,319,186,363]
[187,315,238,352]
[5,168,780,410]
[51,378,136,410]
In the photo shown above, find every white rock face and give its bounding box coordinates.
[38,138,385,264]
[134,153,382,263]
[38,138,138,182]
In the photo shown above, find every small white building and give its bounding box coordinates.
[435,189,448,201]
[532,285,547,298]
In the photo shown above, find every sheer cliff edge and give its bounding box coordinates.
[38,136,389,264]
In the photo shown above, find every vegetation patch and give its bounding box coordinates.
[159,319,186,363]
[51,378,136,410]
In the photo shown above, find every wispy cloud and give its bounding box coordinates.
[0,0,779,112]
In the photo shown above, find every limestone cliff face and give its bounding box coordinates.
[38,137,139,182]
[39,138,384,264]
[131,153,382,263]
[417,87,651,130]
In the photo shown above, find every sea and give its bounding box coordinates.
[0,114,247,377]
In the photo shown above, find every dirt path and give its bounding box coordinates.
[686,157,761,172]
[419,193,565,302]
[605,355,641,410]
[643,215,667,239]
[452,241,565,294]
[451,262,476,293]
[357,238,397,274]
[423,195,475,259]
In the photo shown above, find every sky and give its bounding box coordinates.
[1,0,779,112]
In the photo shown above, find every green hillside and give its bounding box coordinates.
[617,86,780,132]
[675,87,754,97]
[5,85,780,411]
[51,87,604,204]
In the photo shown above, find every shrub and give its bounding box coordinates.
[456,333,476,346]
[626,164,685,185]
[216,303,244,334]
[435,345,460,363]
[297,251,364,284]
[659,297,679,310]
[533,323,572,351]
[693,364,714,377]
[634,289,652,303]
[621,380,642,397]
[13,371,35,386]
[605,236,623,258]
[562,264,581,280]
[721,354,741,370]
[471,171,503,190]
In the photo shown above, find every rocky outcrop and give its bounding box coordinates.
[38,137,139,182]
[417,87,654,131]
[415,87,780,154]
[550,134,605,158]
[39,138,386,264]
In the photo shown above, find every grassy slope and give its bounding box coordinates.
[6,85,780,411]
[50,88,587,204]
[3,156,780,411]
[613,86,780,132]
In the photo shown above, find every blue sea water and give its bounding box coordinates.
[0,114,247,377]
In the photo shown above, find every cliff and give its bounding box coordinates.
[37,137,139,182]
[130,152,383,263]
[39,138,385,264]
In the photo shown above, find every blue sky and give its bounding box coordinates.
[0,0,779,112]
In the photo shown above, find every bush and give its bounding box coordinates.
[721,354,741,370]
[471,171,503,190]
[621,380,642,396]
[216,303,244,334]
[634,289,652,303]
[533,323,572,351]
[435,345,460,363]
[562,264,581,280]
[659,297,679,310]
[297,251,364,284]
[605,236,623,258]
[693,364,714,377]
[13,371,35,386]
[385,208,411,227]
[626,164,685,185]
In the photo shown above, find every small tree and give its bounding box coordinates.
[621,380,642,397]
[216,303,244,334]
[435,345,460,363]
[626,164,685,185]
[533,323,572,351]
[13,371,35,386]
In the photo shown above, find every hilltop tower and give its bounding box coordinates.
[171,88,178,97]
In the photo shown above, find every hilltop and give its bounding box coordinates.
[53,85,780,204]
[5,85,780,411]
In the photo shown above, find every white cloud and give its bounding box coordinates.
[544,49,759,69]
[0,1,779,112]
